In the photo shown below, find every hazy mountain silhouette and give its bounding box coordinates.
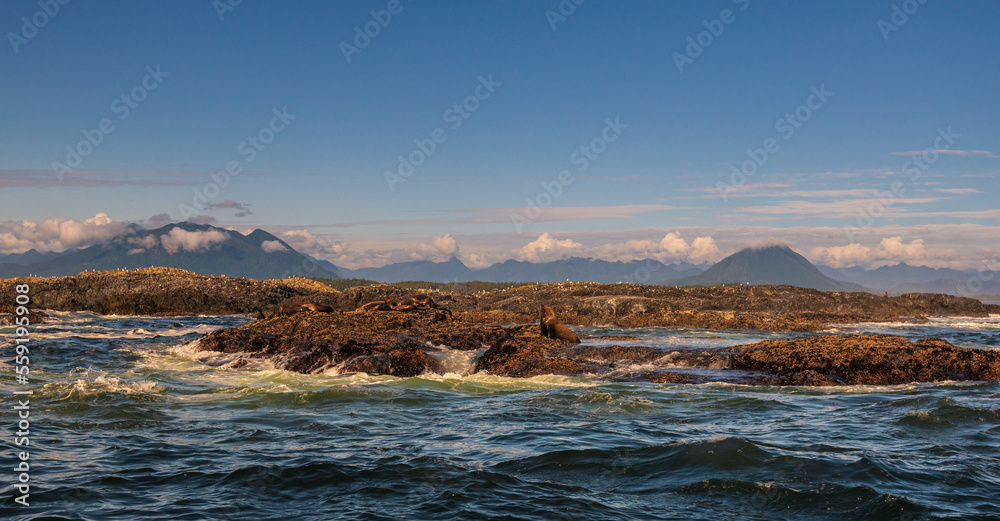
[343,257,473,283]
[335,256,704,284]
[0,248,75,265]
[466,257,701,283]
[818,262,975,290]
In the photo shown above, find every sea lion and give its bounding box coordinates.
[278,302,334,315]
[399,294,452,318]
[540,305,580,344]
[402,294,436,307]
[357,299,393,313]
[354,294,452,318]
[389,298,418,311]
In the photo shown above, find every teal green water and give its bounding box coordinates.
[2,312,999,520]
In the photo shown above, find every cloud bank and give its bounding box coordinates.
[0,213,134,254]
[807,237,938,268]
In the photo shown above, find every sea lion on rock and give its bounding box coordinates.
[539,305,580,344]
[278,302,334,315]
[354,294,451,318]
[395,294,452,317]
[389,298,417,311]
[400,294,436,307]
[356,299,393,313]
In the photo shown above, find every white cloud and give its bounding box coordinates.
[409,233,460,262]
[277,230,466,268]
[689,236,721,264]
[807,243,873,268]
[0,213,134,254]
[590,239,663,261]
[280,229,349,257]
[433,233,458,255]
[453,231,723,268]
[464,253,493,269]
[576,232,719,265]
[129,235,159,249]
[807,237,936,268]
[660,232,692,256]
[124,235,159,254]
[515,233,584,263]
[159,228,229,254]
[261,240,288,253]
[877,237,927,261]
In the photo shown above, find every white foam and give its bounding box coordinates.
[837,314,1000,331]
[3,322,225,343]
[44,372,162,399]
[168,339,276,371]
[412,371,599,389]
[423,344,487,376]
[35,310,102,323]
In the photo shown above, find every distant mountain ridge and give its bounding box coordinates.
[818,262,999,298]
[817,262,974,290]
[467,257,702,284]
[0,249,75,265]
[0,223,341,280]
[345,257,473,283]
[675,245,867,292]
[338,256,704,284]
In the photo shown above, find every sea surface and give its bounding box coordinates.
[3,311,999,520]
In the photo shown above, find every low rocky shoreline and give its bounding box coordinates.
[5,269,1000,386]
[194,306,1000,386]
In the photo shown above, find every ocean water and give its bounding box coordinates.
[3,312,999,521]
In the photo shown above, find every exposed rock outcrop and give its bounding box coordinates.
[197,308,499,376]
[196,305,1000,387]
[0,268,326,316]
[728,334,1000,386]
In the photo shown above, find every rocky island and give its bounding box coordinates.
[4,268,999,386]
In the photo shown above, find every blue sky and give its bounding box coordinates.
[1,0,998,269]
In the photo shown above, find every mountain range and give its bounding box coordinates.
[339,257,703,284]
[818,263,971,290]
[818,263,999,299]
[3,223,998,300]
